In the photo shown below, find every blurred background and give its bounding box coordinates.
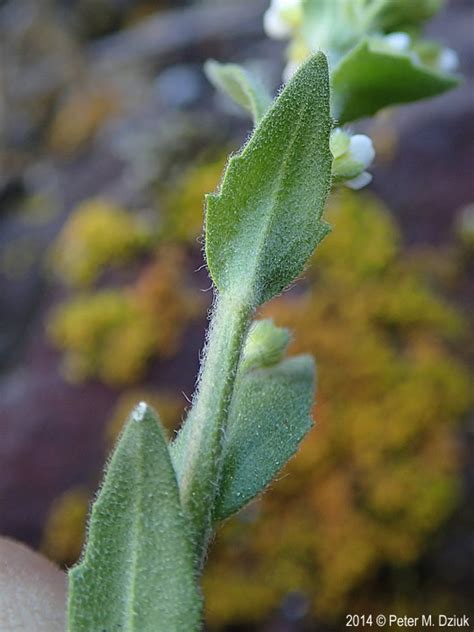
[0,0,473,630]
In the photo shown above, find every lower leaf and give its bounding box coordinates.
[68,403,202,632]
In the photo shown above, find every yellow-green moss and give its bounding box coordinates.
[41,487,90,567]
[50,198,152,287]
[48,251,199,385]
[160,157,227,244]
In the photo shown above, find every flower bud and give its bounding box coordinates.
[241,319,291,371]
[263,0,302,40]
[384,31,411,52]
[331,129,375,190]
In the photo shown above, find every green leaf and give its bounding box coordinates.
[214,356,315,521]
[205,52,332,308]
[332,37,459,124]
[204,60,272,124]
[68,403,202,632]
[368,0,443,33]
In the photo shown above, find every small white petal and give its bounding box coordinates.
[283,60,300,82]
[348,134,375,169]
[345,171,373,190]
[384,32,411,52]
[438,48,459,73]
[263,8,291,39]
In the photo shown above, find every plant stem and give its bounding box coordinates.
[175,291,253,561]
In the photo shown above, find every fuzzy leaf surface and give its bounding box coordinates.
[214,356,315,521]
[332,37,459,124]
[68,403,202,632]
[204,60,271,123]
[205,53,332,308]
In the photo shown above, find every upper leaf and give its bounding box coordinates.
[301,0,443,55]
[214,355,315,521]
[204,60,272,124]
[332,37,459,124]
[368,0,443,33]
[205,53,332,308]
[68,404,202,632]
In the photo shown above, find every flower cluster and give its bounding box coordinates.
[264,0,459,78]
[330,128,375,190]
[263,0,302,41]
[262,0,459,192]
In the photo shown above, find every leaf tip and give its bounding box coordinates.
[131,401,148,422]
[129,402,161,435]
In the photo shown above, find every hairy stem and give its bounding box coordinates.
[175,291,253,560]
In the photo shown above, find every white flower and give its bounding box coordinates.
[263,7,291,39]
[344,171,373,190]
[384,31,411,52]
[331,129,375,190]
[263,0,302,40]
[344,134,375,189]
[348,134,375,169]
[438,47,459,73]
